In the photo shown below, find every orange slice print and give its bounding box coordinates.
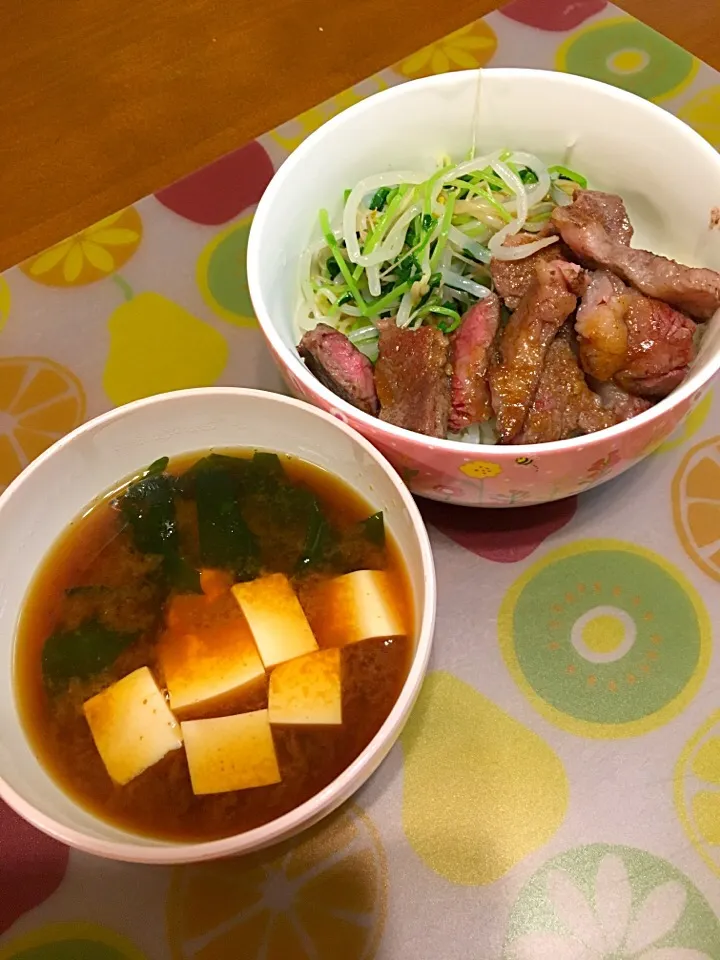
[672,435,720,582]
[0,357,86,489]
[166,805,387,960]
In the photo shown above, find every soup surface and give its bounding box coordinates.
[16,450,413,841]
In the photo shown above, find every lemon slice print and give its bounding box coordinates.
[499,539,710,738]
[166,804,387,960]
[0,922,148,960]
[675,711,720,879]
[672,435,720,582]
[556,16,698,102]
[0,357,86,490]
[20,209,143,287]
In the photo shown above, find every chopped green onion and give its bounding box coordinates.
[369,187,391,211]
[430,192,457,269]
[548,165,588,188]
[319,209,367,313]
[367,280,412,316]
[343,189,352,203]
[326,256,341,280]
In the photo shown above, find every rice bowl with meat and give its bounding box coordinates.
[247,69,720,506]
[296,156,719,446]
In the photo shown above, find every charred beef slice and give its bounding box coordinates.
[488,259,581,442]
[576,272,696,398]
[449,295,501,432]
[298,323,379,415]
[375,321,451,438]
[517,330,617,443]
[553,190,720,320]
[490,234,566,310]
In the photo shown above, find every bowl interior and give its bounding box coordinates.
[0,389,432,857]
[249,68,720,413]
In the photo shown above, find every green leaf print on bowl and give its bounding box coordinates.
[499,540,710,738]
[503,844,720,959]
[556,16,698,102]
[400,671,568,886]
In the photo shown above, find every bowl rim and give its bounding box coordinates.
[247,66,720,456]
[0,386,437,864]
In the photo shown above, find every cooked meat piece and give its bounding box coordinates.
[374,321,451,438]
[517,334,616,443]
[592,380,653,421]
[489,259,581,442]
[565,189,634,245]
[617,293,696,397]
[490,233,565,310]
[574,270,696,398]
[575,271,629,381]
[553,194,720,319]
[449,295,501,432]
[299,323,379,415]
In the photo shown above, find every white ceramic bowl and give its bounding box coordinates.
[248,68,720,507]
[0,388,435,863]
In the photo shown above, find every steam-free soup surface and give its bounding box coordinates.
[16,450,412,841]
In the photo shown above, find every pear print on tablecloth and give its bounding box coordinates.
[102,275,228,406]
[400,671,568,885]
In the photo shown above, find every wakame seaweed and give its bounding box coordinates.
[117,461,200,592]
[42,620,138,688]
[194,465,260,581]
[360,511,385,547]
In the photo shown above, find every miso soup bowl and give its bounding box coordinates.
[247,68,720,507]
[0,388,435,864]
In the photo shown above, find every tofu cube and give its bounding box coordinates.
[232,573,318,668]
[269,648,342,726]
[305,569,406,648]
[83,666,183,786]
[158,617,265,718]
[181,710,281,795]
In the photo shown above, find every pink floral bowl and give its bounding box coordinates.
[247,69,720,507]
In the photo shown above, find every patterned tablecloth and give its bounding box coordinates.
[3,1,720,957]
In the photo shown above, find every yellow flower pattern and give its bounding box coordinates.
[460,460,502,480]
[20,208,143,287]
[271,78,387,153]
[397,22,498,79]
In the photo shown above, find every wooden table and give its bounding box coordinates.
[1,0,714,272]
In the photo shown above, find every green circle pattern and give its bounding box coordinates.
[206,220,254,318]
[559,19,696,101]
[503,844,720,957]
[511,548,702,725]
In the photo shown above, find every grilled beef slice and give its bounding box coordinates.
[553,191,720,320]
[298,323,379,415]
[489,259,581,442]
[448,295,501,432]
[517,331,616,443]
[374,321,451,438]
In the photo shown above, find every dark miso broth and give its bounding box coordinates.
[16,450,413,842]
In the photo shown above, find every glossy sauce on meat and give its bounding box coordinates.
[15,451,413,842]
